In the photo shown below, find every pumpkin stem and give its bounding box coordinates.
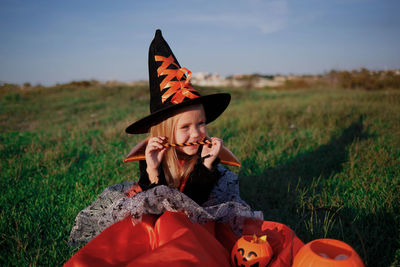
[250,234,268,244]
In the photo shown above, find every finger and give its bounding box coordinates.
[209,138,221,154]
[158,136,168,142]
[153,140,165,147]
[155,143,164,150]
[150,136,166,144]
[147,143,164,152]
[201,153,213,160]
[149,141,163,148]
[214,140,222,148]
[209,137,218,147]
[159,147,167,158]
[206,138,213,148]
[151,137,164,144]
[201,146,211,156]
[150,137,167,146]
[149,137,161,142]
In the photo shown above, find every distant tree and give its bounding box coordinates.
[338,71,352,88]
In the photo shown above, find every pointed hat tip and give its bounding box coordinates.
[155,29,162,37]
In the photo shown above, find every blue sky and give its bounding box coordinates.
[1,0,399,85]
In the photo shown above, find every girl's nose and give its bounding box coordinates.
[190,126,201,139]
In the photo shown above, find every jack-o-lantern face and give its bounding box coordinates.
[231,235,274,267]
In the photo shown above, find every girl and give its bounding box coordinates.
[65,30,303,267]
[140,104,224,205]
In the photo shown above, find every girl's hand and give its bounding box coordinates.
[145,136,167,183]
[201,137,222,170]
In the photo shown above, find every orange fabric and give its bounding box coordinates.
[64,211,304,267]
[154,55,199,104]
[64,215,157,267]
[64,212,230,267]
[125,184,143,197]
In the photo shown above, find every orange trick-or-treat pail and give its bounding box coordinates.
[293,238,364,267]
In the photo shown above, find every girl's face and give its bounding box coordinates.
[174,105,207,156]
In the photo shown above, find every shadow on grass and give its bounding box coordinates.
[239,115,398,266]
[240,115,368,217]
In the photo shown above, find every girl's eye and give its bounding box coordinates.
[198,121,205,126]
[181,125,189,129]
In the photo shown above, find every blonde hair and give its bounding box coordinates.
[149,106,203,187]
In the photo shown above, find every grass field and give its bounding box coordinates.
[1,84,399,266]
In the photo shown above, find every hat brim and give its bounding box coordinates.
[125,93,231,134]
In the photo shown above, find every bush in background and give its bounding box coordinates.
[328,68,400,90]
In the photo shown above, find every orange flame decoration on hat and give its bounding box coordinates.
[155,55,199,104]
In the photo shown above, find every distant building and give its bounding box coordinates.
[191,72,229,87]
[192,72,286,88]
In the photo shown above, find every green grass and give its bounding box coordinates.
[1,85,399,266]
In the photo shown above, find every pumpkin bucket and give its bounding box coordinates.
[231,234,273,267]
[293,238,364,267]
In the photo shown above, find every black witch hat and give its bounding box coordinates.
[125,29,231,134]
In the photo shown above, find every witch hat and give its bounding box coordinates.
[125,29,231,134]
